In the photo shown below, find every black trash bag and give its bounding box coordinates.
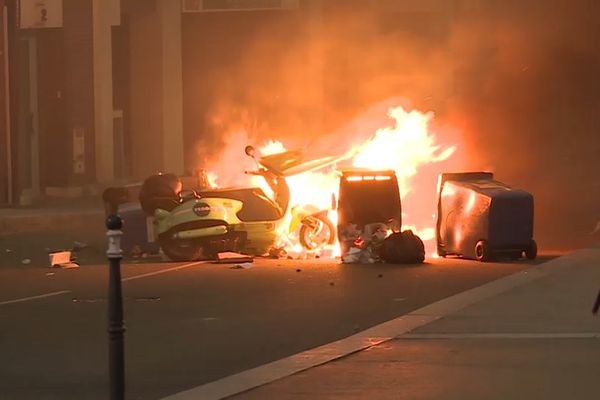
[380,230,425,264]
[139,173,182,216]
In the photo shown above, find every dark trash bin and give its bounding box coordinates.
[118,202,160,256]
[436,172,536,261]
[337,169,424,264]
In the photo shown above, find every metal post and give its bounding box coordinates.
[106,215,125,400]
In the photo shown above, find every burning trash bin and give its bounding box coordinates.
[436,172,537,261]
[337,169,424,264]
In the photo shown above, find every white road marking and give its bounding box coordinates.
[122,261,207,282]
[0,290,71,306]
[1,261,206,306]
[161,248,600,400]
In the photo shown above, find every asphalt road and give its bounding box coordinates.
[0,255,554,400]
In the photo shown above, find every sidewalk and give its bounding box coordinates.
[0,198,106,267]
[174,247,600,400]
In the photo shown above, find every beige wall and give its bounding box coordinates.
[128,0,184,180]
[0,1,8,202]
[129,5,163,178]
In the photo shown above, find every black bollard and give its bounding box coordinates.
[106,215,125,400]
[593,289,600,315]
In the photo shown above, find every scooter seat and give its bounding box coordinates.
[199,188,283,222]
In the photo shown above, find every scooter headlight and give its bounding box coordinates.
[193,202,211,217]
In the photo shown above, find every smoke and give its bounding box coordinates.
[441,1,600,250]
[183,0,600,251]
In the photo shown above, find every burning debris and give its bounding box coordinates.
[103,105,460,263]
[202,106,459,260]
[340,222,388,263]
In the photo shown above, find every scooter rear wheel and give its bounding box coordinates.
[159,237,210,262]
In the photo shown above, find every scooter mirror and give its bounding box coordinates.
[245,145,256,158]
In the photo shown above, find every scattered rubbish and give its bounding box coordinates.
[133,296,161,302]
[229,262,253,269]
[45,272,55,276]
[216,252,254,264]
[49,251,70,266]
[49,251,80,269]
[268,247,287,259]
[340,223,388,263]
[21,259,31,265]
[55,262,80,269]
[5,248,12,253]
[72,298,105,303]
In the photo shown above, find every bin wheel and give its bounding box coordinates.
[525,239,537,260]
[475,240,491,262]
[437,249,447,258]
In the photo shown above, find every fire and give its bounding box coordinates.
[203,105,461,258]
[349,106,456,250]
[351,107,455,198]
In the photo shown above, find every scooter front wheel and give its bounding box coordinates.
[299,215,335,251]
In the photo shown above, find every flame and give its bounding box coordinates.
[351,107,455,198]
[202,105,461,258]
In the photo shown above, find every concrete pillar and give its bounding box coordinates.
[158,0,184,176]
[92,0,119,183]
[129,0,184,179]
[0,1,10,203]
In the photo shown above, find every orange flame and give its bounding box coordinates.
[203,105,461,258]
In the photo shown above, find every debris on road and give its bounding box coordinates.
[72,298,105,303]
[340,223,387,263]
[21,258,31,265]
[229,262,253,269]
[133,296,161,302]
[48,251,80,269]
[216,252,254,264]
[268,247,288,259]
